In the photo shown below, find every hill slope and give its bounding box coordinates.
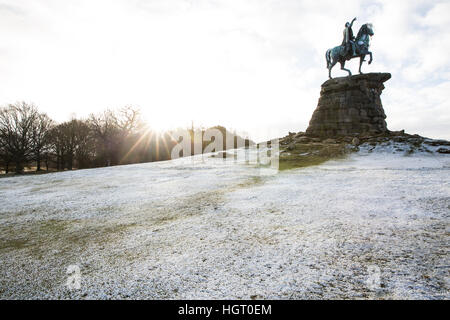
[0,147,448,299]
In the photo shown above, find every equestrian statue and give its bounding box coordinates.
[326,17,374,79]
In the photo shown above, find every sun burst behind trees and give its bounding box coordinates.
[0,102,251,175]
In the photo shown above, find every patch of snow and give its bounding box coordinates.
[0,147,448,299]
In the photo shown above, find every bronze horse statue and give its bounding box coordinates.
[326,23,374,79]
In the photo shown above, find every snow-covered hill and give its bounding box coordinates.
[0,147,448,299]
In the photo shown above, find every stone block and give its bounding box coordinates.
[306,73,391,137]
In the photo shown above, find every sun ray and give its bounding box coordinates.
[120,128,152,164]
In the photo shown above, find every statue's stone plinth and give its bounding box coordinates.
[306,73,391,137]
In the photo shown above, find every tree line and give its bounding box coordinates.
[0,102,175,174]
[0,102,252,175]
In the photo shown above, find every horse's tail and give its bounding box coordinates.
[325,49,331,69]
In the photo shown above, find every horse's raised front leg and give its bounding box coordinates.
[368,51,373,64]
[340,61,352,77]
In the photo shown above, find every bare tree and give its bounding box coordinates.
[117,105,144,134]
[49,119,93,170]
[89,109,120,166]
[89,106,142,166]
[72,119,94,169]
[0,102,39,173]
[60,120,77,170]
[49,125,65,171]
[31,112,54,171]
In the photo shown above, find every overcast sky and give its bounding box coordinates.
[1,0,449,141]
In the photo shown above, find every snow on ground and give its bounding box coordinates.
[0,147,449,299]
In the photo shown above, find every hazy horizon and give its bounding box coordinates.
[1,0,449,142]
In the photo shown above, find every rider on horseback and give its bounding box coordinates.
[342,17,357,57]
[326,19,374,78]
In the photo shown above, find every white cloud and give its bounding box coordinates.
[0,0,449,141]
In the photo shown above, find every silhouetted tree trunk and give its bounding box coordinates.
[60,153,65,171]
[56,152,61,171]
[36,151,41,171]
[67,154,73,170]
[15,161,23,174]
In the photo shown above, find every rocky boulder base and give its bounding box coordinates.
[278,130,450,170]
[273,72,449,170]
[306,73,391,137]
